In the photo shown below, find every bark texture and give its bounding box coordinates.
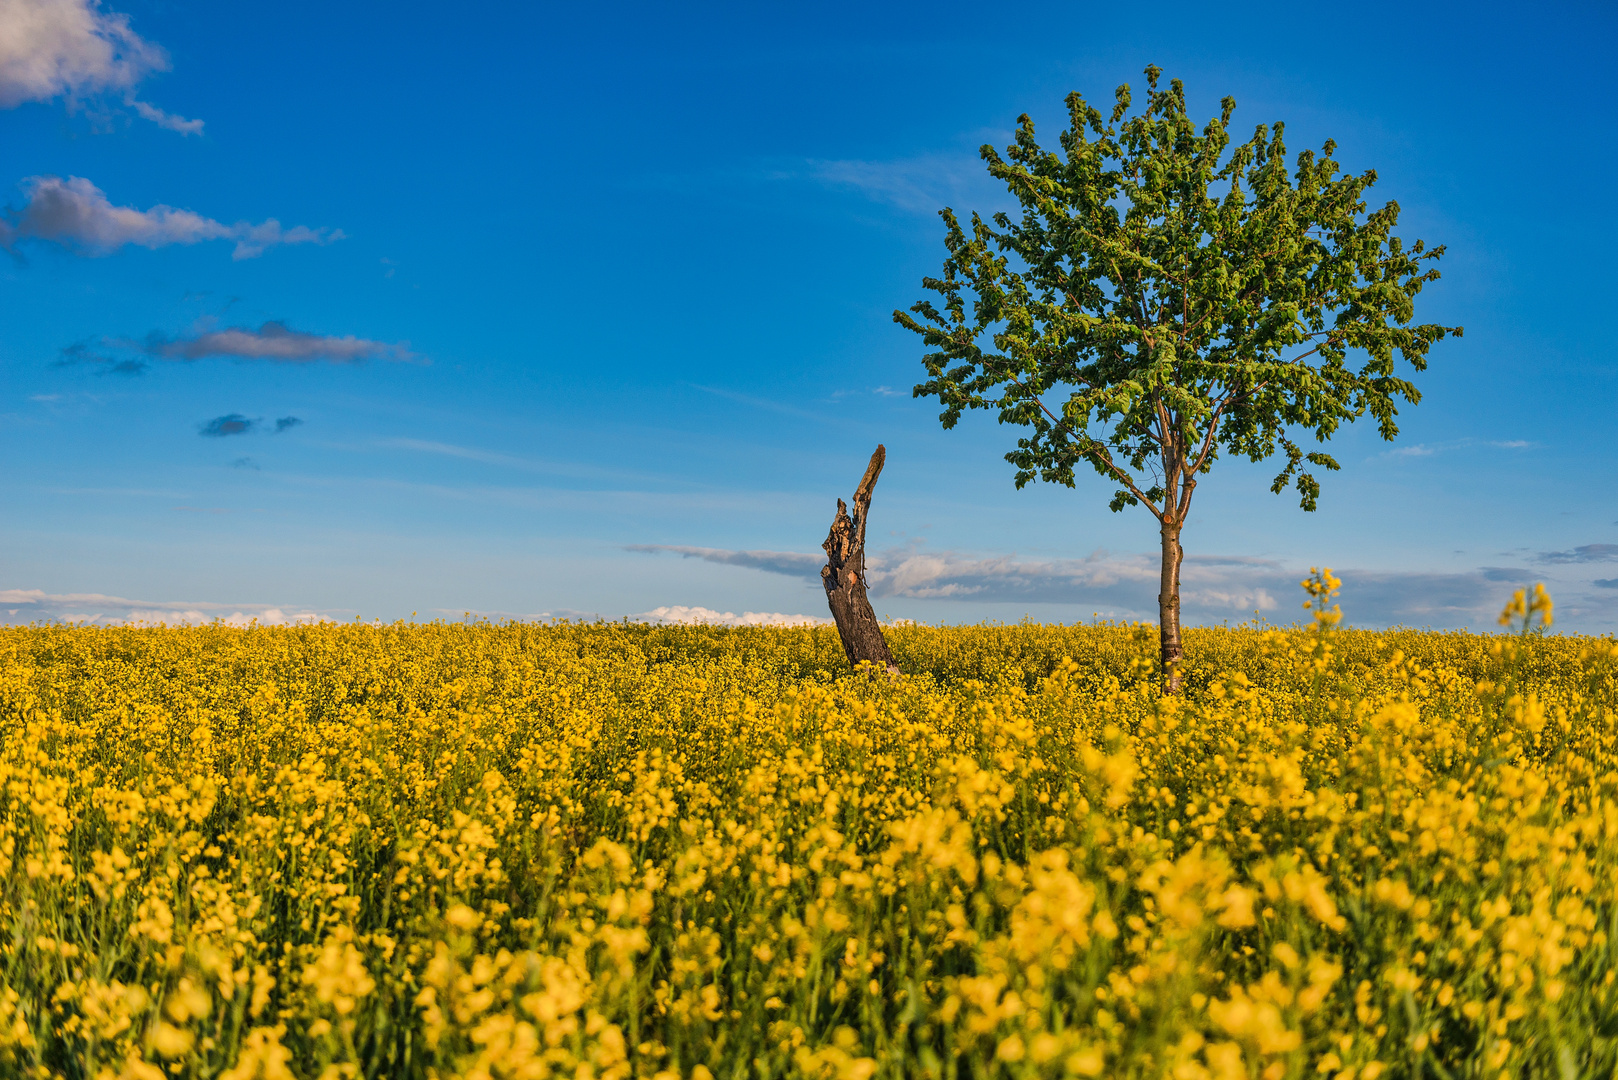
[822,445,899,675]
[1158,520,1185,693]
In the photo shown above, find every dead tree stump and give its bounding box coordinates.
[822,445,898,675]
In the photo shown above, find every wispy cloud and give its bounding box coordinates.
[1380,437,1538,460]
[689,384,836,425]
[198,414,303,440]
[829,385,905,400]
[54,339,150,376]
[199,413,253,437]
[0,587,332,626]
[1536,544,1618,565]
[634,605,831,628]
[128,98,200,134]
[42,485,190,497]
[808,153,998,215]
[382,439,532,469]
[626,544,824,578]
[0,0,200,131]
[1,176,341,259]
[132,321,413,364]
[376,438,667,485]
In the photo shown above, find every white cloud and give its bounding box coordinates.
[635,605,831,628]
[430,607,586,621]
[0,0,200,130]
[129,97,200,134]
[1,176,341,258]
[0,587,333,626]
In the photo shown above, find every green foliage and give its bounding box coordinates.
[895,66,1461,518]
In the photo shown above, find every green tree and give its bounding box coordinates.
[895,66,1460,690]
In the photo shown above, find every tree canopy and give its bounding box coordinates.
[895,66,1461,687]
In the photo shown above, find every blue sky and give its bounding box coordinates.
[1,0,1614,631]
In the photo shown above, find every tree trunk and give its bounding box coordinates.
[822,445,899,675]
[1158,518,1184,693]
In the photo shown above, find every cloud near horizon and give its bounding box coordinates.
[0,0,201,131]
[624,544,823,578]
[0,176,340,258]
[0,587,330,627]
[629,542,1572,629]
[634,605,832,628]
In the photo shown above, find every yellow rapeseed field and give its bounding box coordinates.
[3,574,1616,1080]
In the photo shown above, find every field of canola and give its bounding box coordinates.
[2,580,1617,1080]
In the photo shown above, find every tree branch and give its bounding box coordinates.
[1185,385,1244,478]
[1005,371,1163,518]
[1285,342,1327,366]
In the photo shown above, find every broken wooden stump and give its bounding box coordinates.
[822,445,899,675]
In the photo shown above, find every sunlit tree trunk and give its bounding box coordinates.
[822,446,899,675]
[1158,517,1185,692]
[1158,433,1190,693]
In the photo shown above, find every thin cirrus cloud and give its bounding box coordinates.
[1382,439,1537,460]
[807,153,1009,215]
[1535,544,1618,565]
[0,0,202,132]
[0,176,342,259]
